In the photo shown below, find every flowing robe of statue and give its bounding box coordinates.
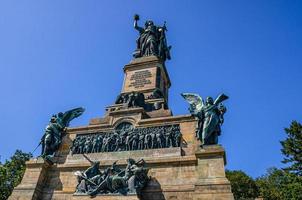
[133,15,171,61]
[134,21,158,56]
[181,93,228,146]
[201,100,223,145]
[135,22,158,57]
[41,120,63,156]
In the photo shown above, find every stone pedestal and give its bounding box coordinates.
[10,140,233,200]
[122,56,170,103]
[10,56,234,200]
[8,158,50,200]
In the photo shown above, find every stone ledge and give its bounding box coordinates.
[195,178,230,186]
[195,145,227,165]
[46,184,196,194]
[74,195,140,200]
[124,56,162,72]
[128,56,162,65]
[43,183,231,196]
[146,184,195,192]
[67,114,196,134]
[108,107,145,116]
[73,193,139,197]
[25,157,49,168]
[65,147,182,165]
[12,186,37,191]
[145,98,165,103]
[138,114,195,126]
[56,154,197,170]
[67,124,113,134]
[146,109,173,118]
[89,116,111,125]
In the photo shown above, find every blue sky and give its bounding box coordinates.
[0,0,301,178]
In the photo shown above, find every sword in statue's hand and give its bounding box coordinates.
[32,140,42,154]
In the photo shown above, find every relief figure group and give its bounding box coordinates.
[70,125,182,155]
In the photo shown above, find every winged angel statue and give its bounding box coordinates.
[181,93,228,146]
[40,107,85,160]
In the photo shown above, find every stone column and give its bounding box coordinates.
[8,158,50,200]
[194,145,234,200]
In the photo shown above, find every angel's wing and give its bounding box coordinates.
[61,107,85,127]
[181,93,204,113]
[214,94,229,105]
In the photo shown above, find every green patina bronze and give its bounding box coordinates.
[181,93,229,146]
[75,156,150,197]
[133,14,171,62]
[39,107,85,162]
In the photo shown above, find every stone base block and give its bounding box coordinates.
[65,147,182,166]
[10,145,233,200]
[72,194,140,200]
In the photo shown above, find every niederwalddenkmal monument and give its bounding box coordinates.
[9,15,234,200]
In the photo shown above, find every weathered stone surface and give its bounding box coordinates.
[11,144,233,199]
[10,56,233,199]
[122,56,170,103]
[8,158,50,200]
[65,147,182,166]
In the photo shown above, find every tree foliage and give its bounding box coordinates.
[226,121,302,200]
[254,121,302,200]
[225,170,259,200]
[280,120,302,176]
[256,167,302,200]
[0,150,32,200]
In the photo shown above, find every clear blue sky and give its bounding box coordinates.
[0,0,301,178]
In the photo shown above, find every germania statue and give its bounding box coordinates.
[181,93,228,146]
[133,14,171,62]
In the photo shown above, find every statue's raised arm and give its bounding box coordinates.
[132,14,171,62]
[133,14,144,33]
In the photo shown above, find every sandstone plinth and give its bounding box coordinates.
[9,57,233,200]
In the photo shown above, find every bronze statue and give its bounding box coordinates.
[133,14,171,61]
[74,157,150,196]
[70,124,182,154]
[181,93,228,146]
[40,107,84,161]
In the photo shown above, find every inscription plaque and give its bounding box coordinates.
[128,70,152,88]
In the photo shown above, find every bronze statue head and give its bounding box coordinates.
[50,115,56,123]
[206,97,214,105]
[145,20,154,27]
[127,158,136,165]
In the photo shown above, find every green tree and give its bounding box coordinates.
[226,170,259,200]
[256,167,302,200]
[0,150,32,200]
[280,121,302,176]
